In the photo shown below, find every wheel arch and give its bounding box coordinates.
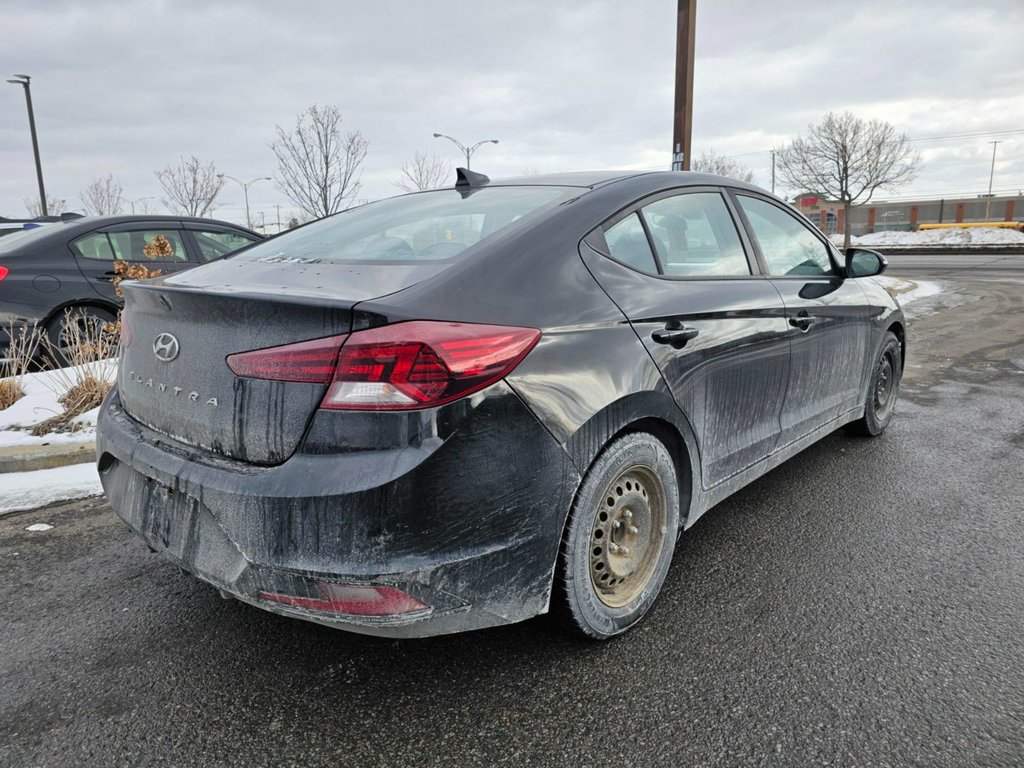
[43,298,120,332]
[886,319,906,369]
[564,391,702,529]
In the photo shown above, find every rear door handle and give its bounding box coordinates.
[789,312,819,331]
[98,272,117,282]
[652,324,699,348]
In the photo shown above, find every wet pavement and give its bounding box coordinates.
[2,257,1023,767]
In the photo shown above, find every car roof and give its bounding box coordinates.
[9,214,262,239]
[483,170,767,195]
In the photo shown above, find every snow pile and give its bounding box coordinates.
[832,227,1024,248]
[0,463,103,514]
[0,359,117,449]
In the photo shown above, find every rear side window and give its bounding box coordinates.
[736,196,837,277]
[192,230,259,262]
[233,187,575,266]
[641,193,749,277]
[604,213,659,273]
[74,229,188,262]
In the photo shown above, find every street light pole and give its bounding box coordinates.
[7,74,47,217]
[130,196,157,214]
[221,175,271,229]
[985,140,1001,222]
[432,133,499,171]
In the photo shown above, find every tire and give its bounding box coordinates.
[847,331,902,437]
[45,305,117,366]
[553,431,680,640]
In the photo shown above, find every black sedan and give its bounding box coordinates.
[0,214,261,357]
[96,170,904,640]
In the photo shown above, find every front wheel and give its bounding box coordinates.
[553,432,680,640]
[847,331,902,436]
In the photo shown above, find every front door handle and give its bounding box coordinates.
[652,323,699,348]
[789,312,819,332]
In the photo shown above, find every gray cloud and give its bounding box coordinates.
[2,0,1022,224]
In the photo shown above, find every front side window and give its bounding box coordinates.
[193,230,259,262]
[233,187,575,266]
[736,196,837,277]
[641,192,749,277]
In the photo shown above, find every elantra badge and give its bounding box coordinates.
[153,333,180,362]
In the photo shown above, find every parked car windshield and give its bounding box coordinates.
[234,186,576,265]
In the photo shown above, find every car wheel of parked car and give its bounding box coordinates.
[554,431,680,640]
[847,331,902,437]
[46,305,117,365]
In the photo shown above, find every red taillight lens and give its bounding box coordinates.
[226,334,348,383]
[321,321,540,410]
[259,583,429,617]
[120,320,133,349]
[0,265,8,281]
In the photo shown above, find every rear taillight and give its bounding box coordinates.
[226,321,540,410]
[259,583,429,617]
[226,334,348,383]
[0,265,8,281]
[322,321,540,410]
[120,320,133,349]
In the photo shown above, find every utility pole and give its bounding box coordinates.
[771,149,776,194]
[671,0,696,171]
[6,74,47,216]
[985,140,1001,222]
[275,204,281,233]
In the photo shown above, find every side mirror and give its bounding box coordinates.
[845,247,887,278]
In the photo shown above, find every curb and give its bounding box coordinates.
[0,441,96,474]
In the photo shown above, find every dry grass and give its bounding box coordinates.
[31,310,117,435]
[0,322,42,410]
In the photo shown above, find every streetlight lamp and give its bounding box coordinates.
[432,133,499,171]
[130,196,157,214]
[220,175,271,229]
[6,74,47,217]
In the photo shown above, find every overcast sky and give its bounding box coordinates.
[2,0,1022,227]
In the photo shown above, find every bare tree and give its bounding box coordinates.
[394,152,450,192]
[24,195,66,217]
[776,111,921,249]
[271,105,368,219]
[79,174,124,215]
[691,150,756,184]
[154,155,226,217]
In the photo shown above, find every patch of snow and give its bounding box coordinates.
[0,463,103,514]
[25,523,53,532]
[872,276,943,307]
[0,359,116,449]
[833,227,1024,248]
[895,279,942,305]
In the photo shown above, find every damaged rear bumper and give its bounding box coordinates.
[97,385,581,638]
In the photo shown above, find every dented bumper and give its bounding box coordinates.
[97,384,581,638]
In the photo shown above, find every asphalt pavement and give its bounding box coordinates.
[2,253,1023,767]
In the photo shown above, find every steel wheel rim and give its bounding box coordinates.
[589,464,667,608]
[874,351,896,420]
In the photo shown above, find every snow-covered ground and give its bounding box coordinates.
[0,359,116,449]
[0,462,103,514]
[831,227,1024,249]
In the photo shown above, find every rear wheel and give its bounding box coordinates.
[553,432,680,640]
[847,331,902,436]
[45,305,117,366]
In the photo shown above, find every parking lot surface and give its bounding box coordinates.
[2,257,1023,767]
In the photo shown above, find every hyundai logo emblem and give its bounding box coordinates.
[153,333,180,362]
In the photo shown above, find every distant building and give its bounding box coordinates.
[792,192,1022,236]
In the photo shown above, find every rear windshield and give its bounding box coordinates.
[234,187,575,265]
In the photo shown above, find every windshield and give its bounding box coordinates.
[234,187,576,265]
[0,225,56,255]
